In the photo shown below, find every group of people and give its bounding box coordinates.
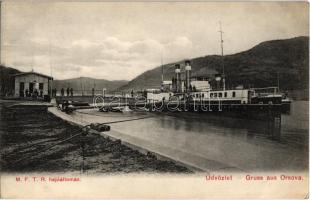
[51,88,74,97]
[20,89,43,98]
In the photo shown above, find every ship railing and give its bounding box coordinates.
[250,87,281,97]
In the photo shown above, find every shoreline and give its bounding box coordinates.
[0,101,191,174]
[1,99,308,173]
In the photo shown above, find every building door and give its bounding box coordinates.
[29,82,34,94]
[39,83,44,97]
[19,82,24,97]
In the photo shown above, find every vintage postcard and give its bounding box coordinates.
[0,0,309,198]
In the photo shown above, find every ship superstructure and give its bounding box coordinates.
[147,59,288,107]
[147,23,289,107]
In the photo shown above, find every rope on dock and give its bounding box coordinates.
[9,125,91,165]
[99,116,153,124]
[75,110,116,117]
[75,110,132,117]
[4,125,88,157]
[8,116,153,166]
[5,126,80,156]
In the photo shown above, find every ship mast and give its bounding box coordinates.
[49,41,53,96]
[161,53,164,83]
[219,21,226,91]
[161,53,164,91]
[277,71,280,92]
[0,1,2,65]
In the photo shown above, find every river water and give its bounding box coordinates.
[74,101,308,172]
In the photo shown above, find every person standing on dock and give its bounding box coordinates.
[61,88,64,97]
[66,88,70,96]
[70,88,73,96]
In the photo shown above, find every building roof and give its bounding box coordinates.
[14,71,53,80]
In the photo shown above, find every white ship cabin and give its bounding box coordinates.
[190,89,250,104]
[14,71,53,98]
[146,88,172,102]
[190,77,211,91]
[251,87,282,98]
[161,80,173,91]
[189,80,250,104]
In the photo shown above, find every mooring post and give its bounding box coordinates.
[267,105,281,140]
[267,104,273,136]
[80,141,85,173]
[273,110,281,140]
[80,129,87,174]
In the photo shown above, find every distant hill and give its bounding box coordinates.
[118,36,309,99]
[0,66,128,96]
[1,36,308,99]
[53,77,128,93]
[0,65,21,97]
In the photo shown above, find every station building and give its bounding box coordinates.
[14,71,53,98]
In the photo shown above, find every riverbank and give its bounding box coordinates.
[61,102,308,172]
[0,101,191,173]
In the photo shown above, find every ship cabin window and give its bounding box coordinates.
[214,93,217,98]
[210,93,213,98]
[219,92,222,97]
[232,91,236,98]
[224,92,227,97]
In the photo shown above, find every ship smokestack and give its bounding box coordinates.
[185,60,191,93]
[175,64,181,93]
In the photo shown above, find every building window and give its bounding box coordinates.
[214,93,217,98]
[39,83,44,90]
[210,93,213,98]
[219,92,222,97]
[202,93,204,98]
[224,92,227,97]
[232,91,236,97]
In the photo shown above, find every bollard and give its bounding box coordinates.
[90,123,110,132]
[98,124,110,132]
[90,123,99,130]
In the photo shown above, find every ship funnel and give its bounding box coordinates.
[185,60,191,71]
[175,64,181,74]
[185,60,191,93]
[175,64,181,93]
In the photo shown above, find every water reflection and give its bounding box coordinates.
[77,101,308,171]
[154,101,309,149]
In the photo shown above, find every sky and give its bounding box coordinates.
[1,1,308,80]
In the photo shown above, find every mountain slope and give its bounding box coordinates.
[0,66,128,96]
[53,77,128,92]
[118,36,309,95]
[0,65,21,96]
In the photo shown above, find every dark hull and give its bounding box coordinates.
[143,102,285,121]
